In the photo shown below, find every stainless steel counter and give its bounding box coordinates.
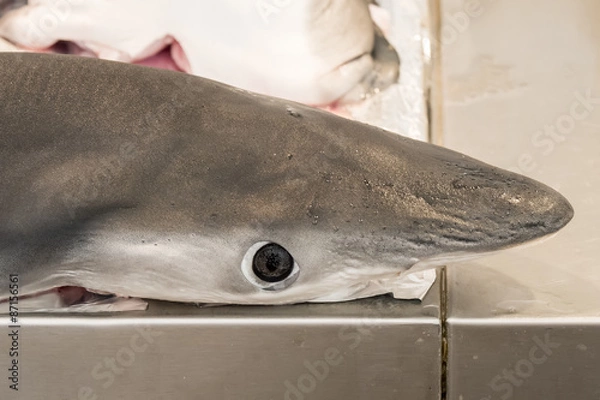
[0,289,441,399]
[440,0,600,398]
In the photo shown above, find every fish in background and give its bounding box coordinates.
[0,0,400,106]
[0,0,24,16]
[0,53,574,312]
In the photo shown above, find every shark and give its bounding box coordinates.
[0,53,573,311]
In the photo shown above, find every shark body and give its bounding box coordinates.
[0,53,573,310]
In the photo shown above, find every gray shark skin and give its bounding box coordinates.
[0,53,573,309]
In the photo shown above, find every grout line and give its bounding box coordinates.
[440,265,448,400]
[427,0,447,396]
[427,0,444,146]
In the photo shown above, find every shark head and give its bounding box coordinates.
[143,106,572,305]
[0,53,573,309]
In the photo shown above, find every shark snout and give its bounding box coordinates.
[444,163,574,250]
[492,175,573,240]
[324,133,574,260]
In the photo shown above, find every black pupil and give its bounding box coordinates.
[252,243,294,283]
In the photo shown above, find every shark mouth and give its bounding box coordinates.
[0,268,438,313]
[0,286,149,313]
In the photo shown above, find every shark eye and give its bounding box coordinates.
[241,241,300,290]
[253,243,294,282]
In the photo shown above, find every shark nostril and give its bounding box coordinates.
[519,221,549,231]
[451,177,484,190]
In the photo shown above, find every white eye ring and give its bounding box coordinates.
[241,241,300,291]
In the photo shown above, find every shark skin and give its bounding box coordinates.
[0,53,573,311]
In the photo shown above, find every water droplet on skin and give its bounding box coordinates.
[286,106,302,118]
